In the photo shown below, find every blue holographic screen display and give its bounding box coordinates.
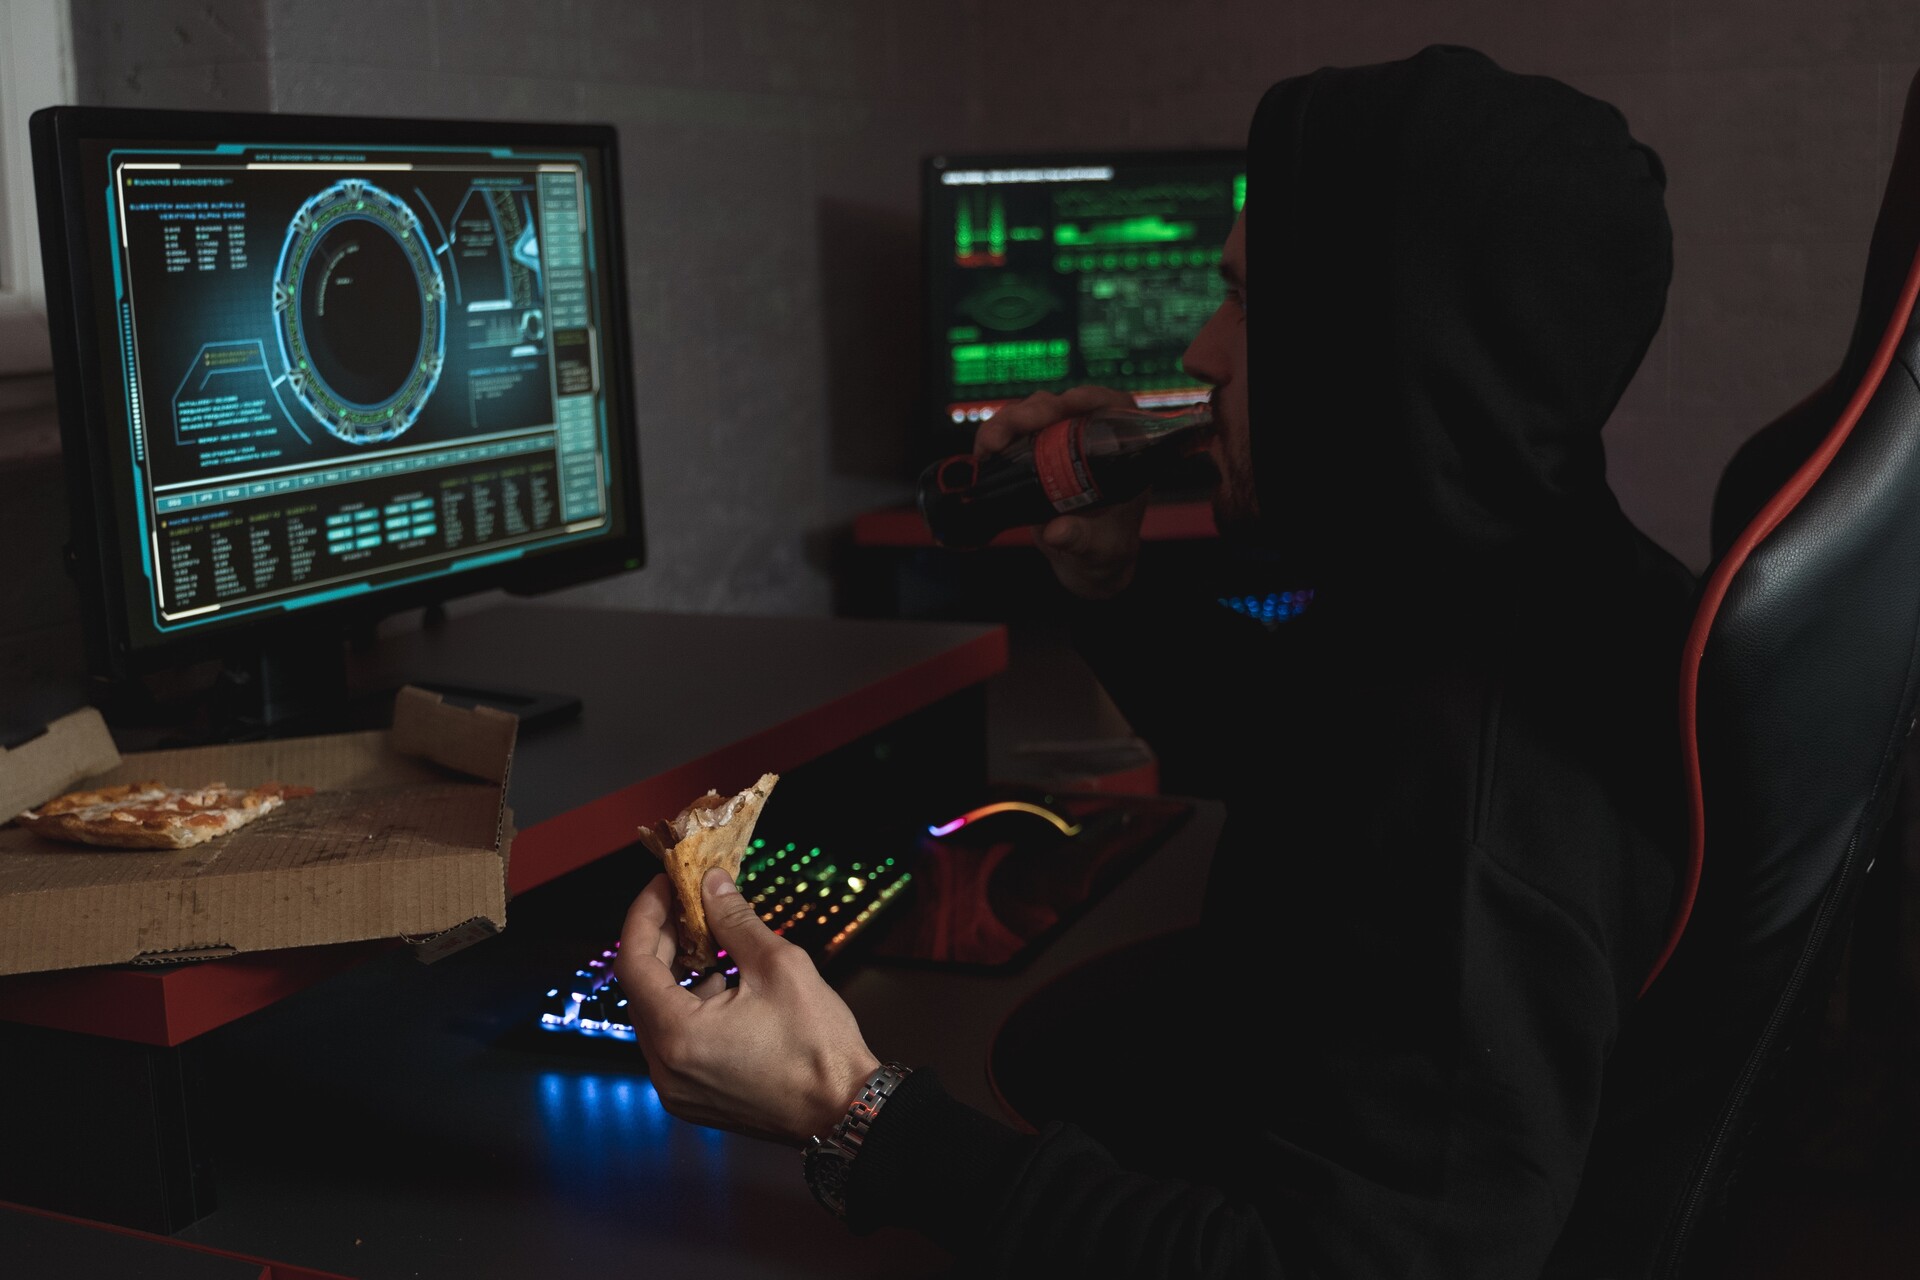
[92,139,619,641]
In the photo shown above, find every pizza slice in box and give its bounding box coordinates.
[15,780,315,850]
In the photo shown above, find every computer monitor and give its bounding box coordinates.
[920,148,1244,461]
[30,107,643,713]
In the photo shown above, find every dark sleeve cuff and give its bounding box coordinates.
[842,1066,1032,1246]
[1064,578,1171,683]
[1065,576,1154,640]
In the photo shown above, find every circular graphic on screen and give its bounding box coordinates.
[960,276,1059,331]
[273,180,446,445]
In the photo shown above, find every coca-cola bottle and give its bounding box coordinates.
[917,404,1214,550]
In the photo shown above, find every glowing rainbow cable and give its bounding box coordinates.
[927,801,1082,839]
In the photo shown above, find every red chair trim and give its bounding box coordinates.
[1648,243,1920,997]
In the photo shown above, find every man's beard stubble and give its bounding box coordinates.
[1208,433,1263,544]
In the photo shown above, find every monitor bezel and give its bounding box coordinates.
[31,104,647,682]
[918,145,1245,466]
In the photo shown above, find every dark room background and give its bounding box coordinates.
[3,0,1917,671]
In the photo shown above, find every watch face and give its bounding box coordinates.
[805,1063,908,1219]
[805,1142,854,1217]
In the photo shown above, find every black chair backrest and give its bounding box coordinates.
[1546,66,1920,1279]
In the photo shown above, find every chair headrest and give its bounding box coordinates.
[1845,69,1920,392]
[1710,68,1920,556]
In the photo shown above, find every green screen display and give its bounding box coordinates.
[927,151,1244,442]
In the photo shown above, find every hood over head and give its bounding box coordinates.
[1243,45,1672,610]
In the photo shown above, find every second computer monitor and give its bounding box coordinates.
[922,149,1244,459]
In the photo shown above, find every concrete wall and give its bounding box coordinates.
[68,0,271,110]
[0,1,275,692]
[260,0,996,614]
[17,0,1920,643]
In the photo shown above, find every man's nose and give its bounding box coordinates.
[1182,306,1230,384]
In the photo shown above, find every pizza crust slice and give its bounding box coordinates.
[638,773,778,971]
[15,781,314,850]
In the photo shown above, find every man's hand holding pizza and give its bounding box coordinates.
[615,870,881,1146]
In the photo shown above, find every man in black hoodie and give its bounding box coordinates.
[617,45,1695,1277]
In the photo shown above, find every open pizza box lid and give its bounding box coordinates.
[0,686,515,977]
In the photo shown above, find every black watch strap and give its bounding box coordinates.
[804,1062,912,1220]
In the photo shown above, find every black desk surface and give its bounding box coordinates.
[2,606,1005,826]
[171,795,1224,1279]
[363,605,1006,832]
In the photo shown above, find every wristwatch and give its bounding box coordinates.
[804,1061,912,1219]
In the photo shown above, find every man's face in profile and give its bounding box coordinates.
[1182,214,1258,537]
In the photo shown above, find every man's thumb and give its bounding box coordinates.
[702,867,774,961]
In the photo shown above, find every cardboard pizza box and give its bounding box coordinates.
[0,686,515,977]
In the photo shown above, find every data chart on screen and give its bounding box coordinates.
[926,152,1244,437]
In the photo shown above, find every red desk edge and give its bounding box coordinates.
[0,625,1009,1048]
[853,499,1217,548]
[1,1198,354,1279]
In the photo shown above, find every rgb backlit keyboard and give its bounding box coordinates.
[535,837,912,1041]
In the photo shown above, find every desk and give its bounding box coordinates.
[166,796,1224,1279]
[0,607,1006,1234]
[0,608,1007,1047]
[852,499,1219,549]
[843,500,1220,625]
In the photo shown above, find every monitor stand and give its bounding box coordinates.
[87,636,369,748]
[148,619,583,745]
[208,632,360,740]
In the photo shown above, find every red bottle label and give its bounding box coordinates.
[1034,416,1102,512]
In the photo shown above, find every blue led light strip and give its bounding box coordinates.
[1219,588,1316,630]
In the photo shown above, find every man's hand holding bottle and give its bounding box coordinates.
[972,386,1152,600]
[983,385,1144,602]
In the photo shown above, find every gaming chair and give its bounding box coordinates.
[1544,65,1920,1279]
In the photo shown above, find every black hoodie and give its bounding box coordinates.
[846,46,1696,1277]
